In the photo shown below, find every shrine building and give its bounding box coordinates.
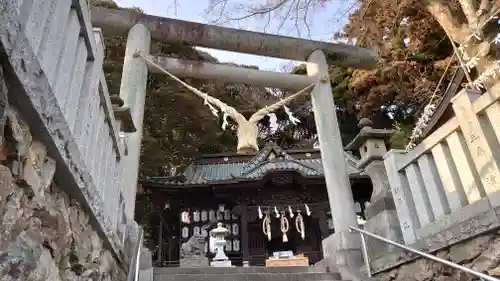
[139,143,373,267]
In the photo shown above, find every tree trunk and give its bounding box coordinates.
[457,0,479,28]
[425,0,470,44]
[425,0,498,86]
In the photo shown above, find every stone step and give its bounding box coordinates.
[153,266,328,275]
[153,272,343,281]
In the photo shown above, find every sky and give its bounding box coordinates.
[113,0,355,72]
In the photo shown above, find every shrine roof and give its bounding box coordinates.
[141,143,365,187]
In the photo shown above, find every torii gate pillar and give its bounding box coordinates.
[307,50,362,267]
[119,24,151,221]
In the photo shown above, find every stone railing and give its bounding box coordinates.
[1,0,135,259]
[384,82,500,246]
[77,28,125,233]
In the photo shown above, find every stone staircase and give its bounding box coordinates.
[153,266,345,281]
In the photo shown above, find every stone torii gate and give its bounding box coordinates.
[91,6,379,267]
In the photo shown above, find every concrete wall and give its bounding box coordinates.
[366,197,500,272]
[374,230,500,281]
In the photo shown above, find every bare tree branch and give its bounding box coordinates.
[228,0,291,21]
[303,0,314,38]
[276,0,296,33]
[294,0,302,36]
[214,0,228,23]
[201,0,320,38]
[167,0,180,16]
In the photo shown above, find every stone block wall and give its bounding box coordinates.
[0,106,126,281]
[374,230,500,281]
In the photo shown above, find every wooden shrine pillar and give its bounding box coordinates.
[240,205,250,267]
[315,211,330,240]
[157,219,163,264]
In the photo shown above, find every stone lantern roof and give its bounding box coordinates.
[345,118,393,151]
[210,223,230,237]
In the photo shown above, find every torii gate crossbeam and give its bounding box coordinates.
[90,7,378,70]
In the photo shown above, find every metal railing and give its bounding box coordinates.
[127,228,144,281]
[349,226,500,281]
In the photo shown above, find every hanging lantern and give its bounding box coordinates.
[280,213,289,242]
[274,206,280,218]
[305,204,311,216]
[181,211,191,224]
[258,206,263,219]
[288,206,294,218]
[295,212,305,240]
[262,214,272,241]
[193,210,200,222]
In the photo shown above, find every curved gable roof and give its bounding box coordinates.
[142,143,365,186]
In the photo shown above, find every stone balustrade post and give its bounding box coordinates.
[346,118,403,260]
[451,89,500,207]
[384,150,419,245]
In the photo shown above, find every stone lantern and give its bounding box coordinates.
[345,118,403,261]
[209,223,233,267]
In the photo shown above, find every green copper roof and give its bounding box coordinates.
[142,143,364,186]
